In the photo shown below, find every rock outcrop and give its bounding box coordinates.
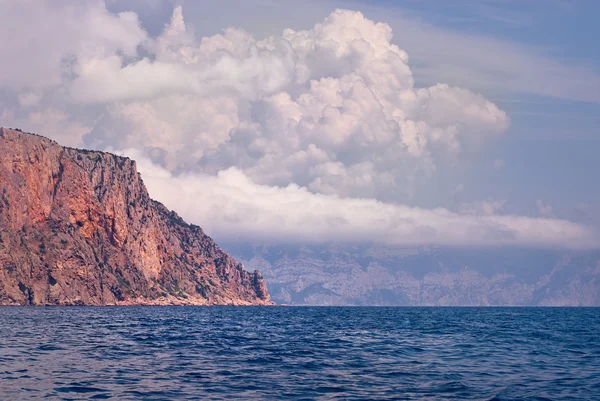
[0,128,272,305]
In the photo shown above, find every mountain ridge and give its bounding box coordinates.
[0,127,272,305]
[225,242,600,306]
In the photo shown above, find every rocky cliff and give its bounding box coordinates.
[0,128,272,305]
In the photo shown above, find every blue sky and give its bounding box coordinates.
[393,0,600,222]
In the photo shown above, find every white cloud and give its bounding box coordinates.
[168,0,600,103]
[17,92,43,108]
[0,0,146,91]
[0,2,594,249]
[357,3,600,103]
[460,198,506,216]
[0,106,89,148]
[537,199,554,218]
[0,4,509,195]
[82,7,508,200]
[123,149,597,249]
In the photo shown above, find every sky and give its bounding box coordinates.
[0,0,598,248]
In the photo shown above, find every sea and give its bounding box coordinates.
[0,307,599,400]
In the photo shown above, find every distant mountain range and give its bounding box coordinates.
[225,243,600,306]
[0,128,271,305]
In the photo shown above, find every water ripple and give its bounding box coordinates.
[0,307,599,400]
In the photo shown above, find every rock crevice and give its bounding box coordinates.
[0,128,272,306]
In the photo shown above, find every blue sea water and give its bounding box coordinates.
[0,307,599,400]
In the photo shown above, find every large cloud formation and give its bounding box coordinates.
[0,1,595,247]
[122,150,595,248]
[84,7,508,200]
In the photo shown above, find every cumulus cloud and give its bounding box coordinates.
[121,149,596,248]
[0,0,146,91]
[1,1,592,248]
[1,4,508,197]
[0,104,89,148]
[82,6,508,200]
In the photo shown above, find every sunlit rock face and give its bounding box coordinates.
[0,128,272,306]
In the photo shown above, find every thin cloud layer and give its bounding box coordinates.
[125,150,596,248]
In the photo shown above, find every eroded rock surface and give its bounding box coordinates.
[0,128,272,305]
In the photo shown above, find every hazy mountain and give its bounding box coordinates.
[225,243,600,306]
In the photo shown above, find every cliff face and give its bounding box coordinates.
[0,128,272,305]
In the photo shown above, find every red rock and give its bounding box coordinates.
[0,128,273,305]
